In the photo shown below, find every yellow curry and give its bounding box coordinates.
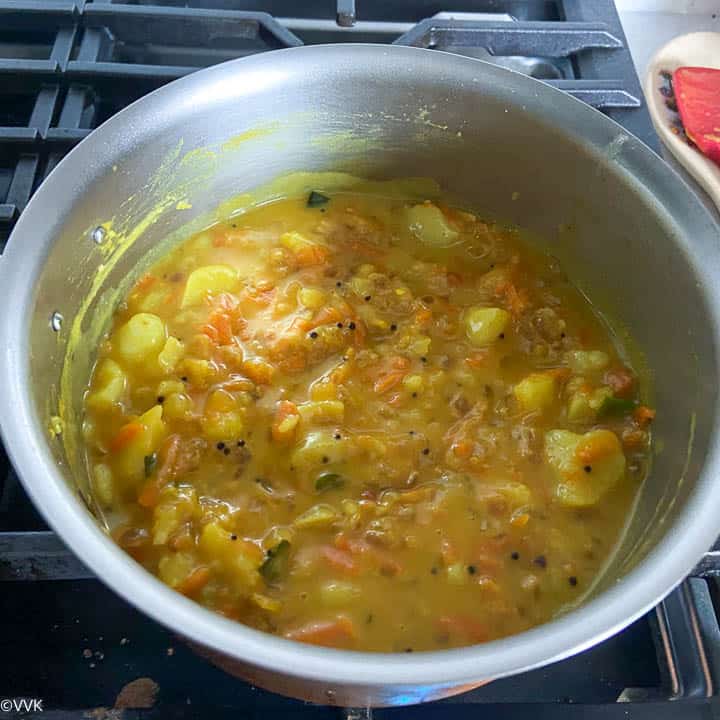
[82,187,654,652]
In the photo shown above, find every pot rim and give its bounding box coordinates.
[2,43,720,690]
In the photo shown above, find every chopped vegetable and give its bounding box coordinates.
[315,472,345,492]
[464,307,510,346]
[407,202,459,247]
[320,545,358,574]
[513,372,556,413]
[144,452,158,477]
[599,396,636,417]
[294,504,338,529]
[110,421,144,453]
[545,429,626,507]
[115,313,166,366]
[565,350,609,374]
[260,540,291,582]
[285,616,356,648]
[272,400,300,443]
[307,191,330,207]
[176,566,211,597]
[181,265,240,308]
[86,359,127,411]
[634,405,656,428]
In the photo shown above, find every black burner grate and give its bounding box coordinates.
[0,0,657,244]
[0,1,718,718]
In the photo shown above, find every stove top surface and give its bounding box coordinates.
[1,1,719,717]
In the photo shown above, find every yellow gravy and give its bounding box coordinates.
[81,187,654,652]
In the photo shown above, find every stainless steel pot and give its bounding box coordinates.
[1,45,720,707]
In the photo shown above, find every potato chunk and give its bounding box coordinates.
[86,359,127,411]
[157,337,185,373]
[407,202,459,247]
[565,350,609,374]
[513,373,556,413]
[199,522,262,592]
[114,405,167,485]
[293,504,338,529]
[298,287,326,309]
[566,385,613,423]
[92,463,114,507]
[181,265,240,308]
[545,429,625,507]
[114,313,166,365]
[464,307,510,347]
[291,431,352,471]
[297,400,345,425]
[201,389,244,441]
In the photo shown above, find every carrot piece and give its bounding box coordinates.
[110,421,144,452]
[272,400,300,443]
[334,533,351,551]
[452,440,473,459]
[465,352,489,368]
[415,308,433,327]
[288,316,313,335]
[634,405,656,428]
[309,306,342,329]
[373,370,406,395]
[352,319,367,347]
[387,392,403,407]
[320,546,358,575]
[137,479,160,509]
[345,538,402,576]
[133,273,157,294]
[176,566,211,597]
[213,292,238,312]
[576,431,620,464]
[243,357,275,385]
[285,616,357,648]
[241,286,276,308]
[622,429,647,450]
[510,512,530,528]
[497,281,528,316]
[437,615,489,643]
[203,310,234,345]
[234,315,250,341]
[390,356,411,370]
[296,245,329,268]
[201,323,219,344]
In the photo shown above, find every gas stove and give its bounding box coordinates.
[1,1,719,718]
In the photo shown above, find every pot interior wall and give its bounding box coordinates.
[27,54,717,602]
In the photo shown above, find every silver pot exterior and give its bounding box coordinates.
[1,45,719,706]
